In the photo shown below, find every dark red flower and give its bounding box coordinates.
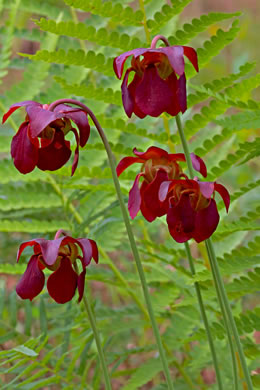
[16,232,98,304]
[113,46,198,118]
[159,177,230,243]
[2,101,90,175]
[116,146,207,222]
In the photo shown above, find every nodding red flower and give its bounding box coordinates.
[2,101,90,175]
[16,231,98,304]
[116,146,207,222]
[159,177,230,243]
[113,45,198,118]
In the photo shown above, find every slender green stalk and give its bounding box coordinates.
[49,99,175,390]
[175,113,252,389]
[73,263,112,390]
[138,0,151,45]
[184,242,223,390]
[205,242,239,390]
[206,239,253,390]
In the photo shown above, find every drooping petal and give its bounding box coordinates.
[89,239,99,264]
[11,121,38,174]
[133,146,169,160]
[116,156,144,177]
[47,257,78,304]
[77,269,86,303]
[176,73,187,113]
[161,46,185,76]
[76,238,93,267]
[2,101,40,124]
[17,240,39,262]
[26,105,63,138]
[113,48,147,79]
[134,66,174,117]
[193,199,220,242]
[141,169,169,222]
[37,131,71,172]
[35,237,64,266]
[54,104,90,147]
[165,71,182,116]
[128,172,145,219]
[214,183,230,212]
[168,153,186,162]
[167,195,195,243]
[16,255,45,301]
[70,128,80,176]
[121,68,135,118]
[190,153,207,177]
[197,181,215,199]
[159,180,173,202]
[183,46,199,72]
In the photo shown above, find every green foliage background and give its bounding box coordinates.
[0,0,259,388]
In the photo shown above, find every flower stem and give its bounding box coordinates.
[49,99,175,389]
[138,0,151,45]
[175,113,252,389]
[73,263,112,390]
[184,242,223,390]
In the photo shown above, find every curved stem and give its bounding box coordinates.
[175,113,252,389]
[49,99,175,389]
[73,263,112,390]
[151,35,170,49]
[184,243,223,390]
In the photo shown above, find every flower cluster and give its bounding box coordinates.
[117,146,230,243]
[2,101,90,175]
[16,231,98,304]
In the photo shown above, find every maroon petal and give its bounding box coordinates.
[128,73,146,119]
[16,255,45,301]
[197,181,215,199]
[77,269,86,303]
[128,172,145,219]
[11,121,38,174]
[133,146,169,160]
[121,68,135,118]
[193,199,219,242]
[134,66,174,117]
[113,48,147,79]
[165,71,182,116]
[26,105,63,138]
[17,240,39,262]
[70,128,80,176]
[89,239,99,264]
[47,257,78,304]
[141,169,169,222]
[176,73,187,113]
[168,153,186,162]
[2,101,40,124]
[161,46,185,76]
[167,195,195,243]
[214,183,230,212]
[190,153,207,177]
[76,238,94,267]
[37,131,71,172]
[183,46,199,72]
[116,156,143,177]
[54,104,90,147]
[35,237,64,266]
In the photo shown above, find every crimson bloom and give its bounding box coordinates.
[2,101,90,175]
[113,45,198,118]
[116,146,207,222]
[16,232,98,304]
[159,177,230,243]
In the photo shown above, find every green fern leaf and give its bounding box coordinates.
[0,219,70,233]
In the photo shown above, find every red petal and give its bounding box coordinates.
[133,146,169,160]
[141,169,169,222]
[54,104,90,147]
[113,48,147,79]
[26,105,63,138]
[116,156,143,177]
[183,46,199,72]
[17,240,38,262]
[190,153,207,177]
[165,71,182,116]
[47,257,78,304]
[37,131,71,172]
[168,153,186,162]
[193,199,219,242]
[16,255,45,301]
[121,68,135,118]
[2,101,39,124]
[89,239,99,264]
[197,181,215,199]
[11,121,38,174]
[70,128,80,176]
[35,237,64,266]
[167,195,195,243]
[214,183,230,212]
[128,172,144,219]
[76,238,94,267]
[176,73,187,113]
[161,46,185,76]
[134,66,174,117]
[77,269,86,303]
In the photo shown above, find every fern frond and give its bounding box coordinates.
[34,18,144,51]
[64,0,144,27]
[215,110,260,131]
[168,12,240,46]
[0,219,70,233]
[218,179,260,210]
[0,160,46,183]
[147,0,193,34]
[3,0,70,19]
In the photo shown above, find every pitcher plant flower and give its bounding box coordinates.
[2,100,90,175]
[16,231,98,304]
[159,177,230,243]
[113,44,198,118]
[116,146,207,221]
